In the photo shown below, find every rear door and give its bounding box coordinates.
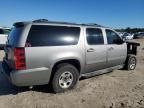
[105,29,127,68]
[85,28,107,73]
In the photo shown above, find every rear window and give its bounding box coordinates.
[8,27,23,45]
[26,25,80,46]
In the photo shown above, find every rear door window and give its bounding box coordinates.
[86,28,104,45]
[26,25,80,46]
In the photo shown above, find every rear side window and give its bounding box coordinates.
[86,28,104,45]
[27,25,80,46]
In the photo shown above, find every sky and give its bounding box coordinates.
[0,0,144,28]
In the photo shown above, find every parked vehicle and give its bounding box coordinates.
[0,27,10,44]
[133,32,144,39]
[2,19,140,93]
[122,33,134,40]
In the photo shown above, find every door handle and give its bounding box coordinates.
[108,47,114,51]
[87,48,95,52]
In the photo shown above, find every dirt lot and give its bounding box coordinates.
[0,39,144,108]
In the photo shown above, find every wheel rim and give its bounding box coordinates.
[59,71,73,89]
[129,58,136,70]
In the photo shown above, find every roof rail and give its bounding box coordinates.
[33,19,49,23]
[48,21,78,25]
[32,19,78,25]
[32,19,105,27]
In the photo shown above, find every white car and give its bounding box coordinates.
[122,33,134,40]
[0,27,10,44]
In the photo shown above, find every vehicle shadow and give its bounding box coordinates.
[0,61,54,95]
[0,61,29,96]
[32,84,53,93]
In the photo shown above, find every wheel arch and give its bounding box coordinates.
[48,58,81,84]
[51,59,81,74]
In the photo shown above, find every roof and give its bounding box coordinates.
[14,19,105,28]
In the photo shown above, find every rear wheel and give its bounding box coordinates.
[51,63,79,93]
[125,55,137,70]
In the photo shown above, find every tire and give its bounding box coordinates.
[125,54,137,70]
[51,63,79,93]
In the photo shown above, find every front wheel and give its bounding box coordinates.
[51,63,79,93]
[125,55,137,70]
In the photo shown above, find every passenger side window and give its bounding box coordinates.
[86,28,104,45]
[106,29,122,44]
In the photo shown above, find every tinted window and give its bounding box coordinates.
[106,29,121,44]
[8,27,23,45]
[27,25,80,46]
[86,28,104,45]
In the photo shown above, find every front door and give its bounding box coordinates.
[105,29,127,68]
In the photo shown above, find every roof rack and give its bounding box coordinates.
[48,21,78,25]
[32,19,104,27]
[33,19,79,25]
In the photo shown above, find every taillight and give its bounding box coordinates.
[14,48,26,70]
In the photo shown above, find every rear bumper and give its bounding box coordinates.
[2,61,51,87]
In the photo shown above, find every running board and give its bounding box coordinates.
[81,65,123,78]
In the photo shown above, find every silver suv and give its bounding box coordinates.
[2,19,140,93]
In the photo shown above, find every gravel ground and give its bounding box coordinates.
[0,39,144,108]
